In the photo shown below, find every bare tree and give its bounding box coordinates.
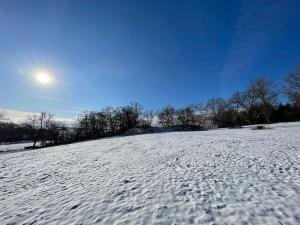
[143,110,155,127]
[103,107,119,134]
[248,77,278,123]
[27,112,54,147]
[227,97,240,127]
[284,63,300,106]
[206,98,227,126]
[78,112,89,138]
[230,90,257,124]
[158,106,176,127]
[95,111,107,136]
[176,106,196,127]
[117,102,143,133]
[47,120,65,145]
[191,103,208,127]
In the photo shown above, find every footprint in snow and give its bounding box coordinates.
[70,204,80,210]
[38,174,51,181]
[123,177,135,184]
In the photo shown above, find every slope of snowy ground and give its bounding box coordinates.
[0,123,300,225]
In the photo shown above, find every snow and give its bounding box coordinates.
[1,122,300,225]
[0,142,34,153]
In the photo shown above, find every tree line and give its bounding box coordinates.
[1,63,300,147]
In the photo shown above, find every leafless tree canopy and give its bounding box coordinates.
[176,106,196,127]
[26,112,56,147]
[158,106,176,128]
[284,63,300,106]
[143,110,155,127]
[247,77,278,123]
[206,98,228,124]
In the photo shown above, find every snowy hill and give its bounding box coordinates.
[1,122,300,225]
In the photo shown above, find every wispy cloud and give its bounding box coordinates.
[219,0,294,96]
[38,95,63,102]
[17,68,27,76]
[0,108,75,124]
[0,108,37,123]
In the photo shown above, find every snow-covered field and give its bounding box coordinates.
[0,122,300,225]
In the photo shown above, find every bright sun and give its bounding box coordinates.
[35,72,52,85]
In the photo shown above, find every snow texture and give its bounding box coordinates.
[1,122,300,225]
[0,142,34,153]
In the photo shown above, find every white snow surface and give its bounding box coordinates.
[1,122,300,225]
[0,142,34,153]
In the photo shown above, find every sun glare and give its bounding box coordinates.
[35,72,52,85]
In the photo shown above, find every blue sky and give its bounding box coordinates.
[0,0,300,118]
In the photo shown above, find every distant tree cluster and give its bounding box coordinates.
[208,70,300,127]
[1,63,300,147]
[202,74,300,128]
[155,63,300,128]
[0,112,68,147]
[75,102,144,140]
[157,104,210,129]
